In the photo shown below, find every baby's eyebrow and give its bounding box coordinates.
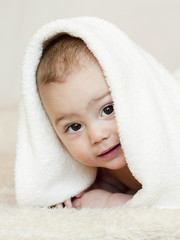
[90,90,111,104]
[55,113,76,125]
[55,91,111,126]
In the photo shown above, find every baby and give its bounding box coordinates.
[36,34,141,209]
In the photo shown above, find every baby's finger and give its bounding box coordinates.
[73,199,81,209]
[64,199,73,208]
[55,203,63,209]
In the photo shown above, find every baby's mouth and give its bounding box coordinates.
[98,143,121,160]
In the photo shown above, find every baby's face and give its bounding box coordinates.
[39,60,126,170]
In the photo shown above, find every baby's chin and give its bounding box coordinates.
[103,158,127,170]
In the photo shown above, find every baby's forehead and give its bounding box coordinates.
[37,47,99,86]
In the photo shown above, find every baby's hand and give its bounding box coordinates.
[54,191,85,209]
[53,189,132,209]
[72,189,111,209]
[72,189,132,209]
[55,198,73,208]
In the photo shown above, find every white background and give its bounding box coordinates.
[1,0,180,109]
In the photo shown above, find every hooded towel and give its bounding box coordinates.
[15,16,180,208]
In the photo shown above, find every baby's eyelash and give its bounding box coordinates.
[65,124,72,132]
[65,123,82,133]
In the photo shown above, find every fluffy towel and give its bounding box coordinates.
[15,16,180,208]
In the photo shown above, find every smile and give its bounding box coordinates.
[98,143,121,161]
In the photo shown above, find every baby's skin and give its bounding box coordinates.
[73,189,132,209]
[55,168,133,209]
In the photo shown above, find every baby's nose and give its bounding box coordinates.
[88,123,109,144]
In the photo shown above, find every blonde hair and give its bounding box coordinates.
[36,34,95,85]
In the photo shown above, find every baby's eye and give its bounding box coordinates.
[66,123,82,133]
[101,103,114,116]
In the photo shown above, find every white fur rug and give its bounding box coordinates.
[1,205,180,239]
[0,108,180,239]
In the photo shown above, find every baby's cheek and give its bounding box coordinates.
[75,151,95,166]
[65,142,95,166]
[79,156,95,166]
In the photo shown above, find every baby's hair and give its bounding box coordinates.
[36,34,95,85]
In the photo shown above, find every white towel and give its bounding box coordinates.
[15,16,180,208]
